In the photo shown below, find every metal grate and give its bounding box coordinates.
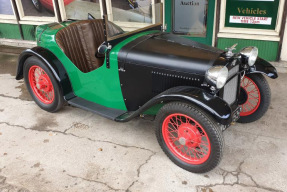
[223,65,239,105]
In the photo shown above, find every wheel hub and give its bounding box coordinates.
[178,123,202,148]
[37,74,52,92]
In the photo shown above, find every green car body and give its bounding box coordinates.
[37,23,157,111]
[17,21,162,116]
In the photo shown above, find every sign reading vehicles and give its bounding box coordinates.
[225,0,279,30]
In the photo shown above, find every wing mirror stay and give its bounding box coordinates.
[98,43,110,54]
[98,42,112,68]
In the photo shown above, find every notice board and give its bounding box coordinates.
[225,0,280,30]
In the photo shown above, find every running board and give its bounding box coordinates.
[68,97,126,120]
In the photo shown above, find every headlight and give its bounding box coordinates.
[240,47,258,66]
[205,66,228,89]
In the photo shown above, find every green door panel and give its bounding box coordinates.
[38,25,159,110]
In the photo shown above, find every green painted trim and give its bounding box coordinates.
[0,23,21,40]
[21,25,37,41]
[165,0,216,45]
[0,23,38,41]
[217,38,279,61]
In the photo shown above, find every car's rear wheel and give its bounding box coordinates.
[31,0,42,12]
[24,56,64,112]
[155,102,223,173]
[238,74,271,123]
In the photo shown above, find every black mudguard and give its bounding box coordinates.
[248,57,278,79]
[16,47,75,100]
[116,86,232,125]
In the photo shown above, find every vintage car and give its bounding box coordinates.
[16,3,278,173]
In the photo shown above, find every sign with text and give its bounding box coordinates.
[225,0,280,30]
[173,0,208,36]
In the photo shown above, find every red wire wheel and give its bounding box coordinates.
[28,65,55,104]
[240,76,261,116]
[162,113,211,164]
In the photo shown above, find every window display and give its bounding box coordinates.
[0,0,14,15]
[64,0,101,20]
[173,0,208,37]
[21,0,55,17]
[111,0,153,23]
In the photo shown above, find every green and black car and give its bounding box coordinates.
[16,2,278,173]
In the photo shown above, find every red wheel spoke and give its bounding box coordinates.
[240,76,261,116]
[28,66,55,104]
[162,113,211,164]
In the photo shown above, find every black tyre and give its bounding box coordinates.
[31,0,42,12]
[238,74,271,123]
[155,102,224,173]
[24,56,64,112]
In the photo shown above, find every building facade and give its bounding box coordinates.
[0,0,286,61]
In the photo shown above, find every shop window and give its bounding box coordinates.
[107,0,162,31]
[172,0,208,37]
[60,0,102,21]
[15,0,59,22]
[0,0,16,20]
[110,0,153,23]
[58,0,163,31]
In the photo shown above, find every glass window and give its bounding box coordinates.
[20,0,55,17]
[111,0,153,23]
[0,0,14,15]
[64,0,101,20]
[173,0,208,37]
[107,0,162,40]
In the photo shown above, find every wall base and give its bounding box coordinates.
[217,38,279,61]
[0,39,36,48]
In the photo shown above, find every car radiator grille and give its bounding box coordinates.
[223,65,239,105]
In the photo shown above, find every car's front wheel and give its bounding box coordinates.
[24,56,64,112]
[238,74,271,123]
[155,102,223,173]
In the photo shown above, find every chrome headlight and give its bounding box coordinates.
[205,66,228,89]
[240,47,258,66]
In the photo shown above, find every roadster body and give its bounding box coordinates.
[16,6,278,173]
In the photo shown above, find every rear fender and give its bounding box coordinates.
[248,57,278,79]
[16,47,75,100]
[116,86,232,125]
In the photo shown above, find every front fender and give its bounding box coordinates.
[248,57,278,79]
[116,86,232,125]
[16,47,75,100]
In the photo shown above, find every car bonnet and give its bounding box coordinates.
[117,33,224,75]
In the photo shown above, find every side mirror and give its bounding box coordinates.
[98,43,108,54]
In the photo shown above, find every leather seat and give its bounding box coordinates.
[56,19,122,73]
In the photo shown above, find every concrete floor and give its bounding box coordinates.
[0,52,286,192]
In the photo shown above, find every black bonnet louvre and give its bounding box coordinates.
[151,70,203,94]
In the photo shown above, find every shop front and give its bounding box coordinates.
[0,0,286,61]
